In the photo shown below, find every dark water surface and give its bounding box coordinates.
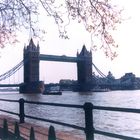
[0,90,140,139]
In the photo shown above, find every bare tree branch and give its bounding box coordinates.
[0,0,122,59]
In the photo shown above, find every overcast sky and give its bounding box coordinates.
[0,0,140,84]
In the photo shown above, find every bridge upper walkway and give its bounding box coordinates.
[39,54,84,62]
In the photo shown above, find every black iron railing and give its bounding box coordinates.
[0,98,140,140]
[0,119,56,140]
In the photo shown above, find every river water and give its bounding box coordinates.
[0,90,140,140]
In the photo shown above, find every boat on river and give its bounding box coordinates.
[91,86,110,92]
[92,88,110,92]
[43,90,62,95]
[43,86,62,95]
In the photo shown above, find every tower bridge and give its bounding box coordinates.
[0,38,96,93]
[19,39,93,93]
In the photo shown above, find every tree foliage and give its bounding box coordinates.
[0,0,122,59]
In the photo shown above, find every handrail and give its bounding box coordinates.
[25,100,83,108]
[0,108,19,116]
[0,98,18,102]
[94,129,140,140]
[94,105,140,113]
[0,98,140,140]
[25,114,85,131]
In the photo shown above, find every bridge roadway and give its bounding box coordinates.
[0,84,20,87]
[0,83,76,88]
[39,54,83,62]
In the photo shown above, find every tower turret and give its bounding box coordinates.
[77,45,93,91]
[20,39,44,93]
[24,39,39,82]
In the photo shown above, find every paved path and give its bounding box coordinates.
[0,114,85,140]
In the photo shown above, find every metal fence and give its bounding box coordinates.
[0,98,140,140]
[0,119,56,140]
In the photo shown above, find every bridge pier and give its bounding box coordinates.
[75,83,93,92]
[19,81,44,93]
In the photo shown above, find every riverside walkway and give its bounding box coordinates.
[0,114,84,140]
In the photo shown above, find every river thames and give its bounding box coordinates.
[0,90,140,140]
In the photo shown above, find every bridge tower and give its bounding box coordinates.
[77,45,93,91]
[19,39,44,93]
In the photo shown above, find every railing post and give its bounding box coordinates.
[2,119,8,139]
[30,127,35,140]
[83,102,94,140]
[14,122,20,139]
[48,125,56,140]
[19,98,25,123]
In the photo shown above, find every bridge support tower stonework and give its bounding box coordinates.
[19,39,44,93]
[77,45,93,91]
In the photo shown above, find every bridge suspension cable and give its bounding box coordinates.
[92,63,107,78]
[0,60,24,81]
